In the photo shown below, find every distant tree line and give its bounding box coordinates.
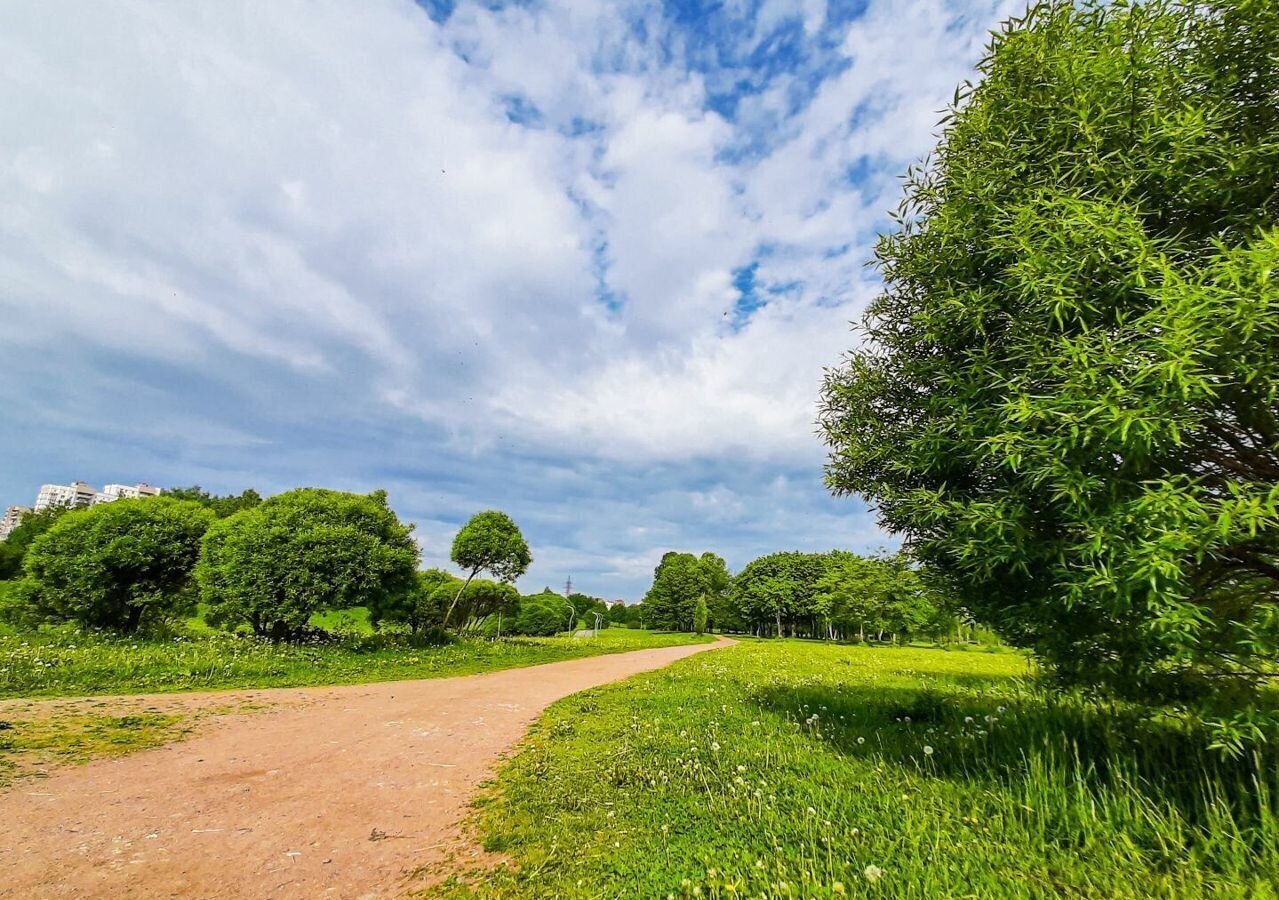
[634,548,963,644]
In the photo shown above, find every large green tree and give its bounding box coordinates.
[820,0,1279,699]
[197,488,419,641]
[644,552,712,631]
[444,510,532,628]
[20,497,214,633]
[732,552,831,637]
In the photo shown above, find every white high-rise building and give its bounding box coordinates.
[99,483,162,502]
[32,481,163,512]
[0,506,30,541]
[35,481,97,512]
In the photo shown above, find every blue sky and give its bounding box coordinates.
[0,0,1021,599]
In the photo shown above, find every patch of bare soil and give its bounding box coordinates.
[0,637,730,898]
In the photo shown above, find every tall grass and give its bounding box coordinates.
[438,641,1279,898]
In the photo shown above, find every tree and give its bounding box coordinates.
[732,552,831,637]
[444,511,531,628]
[692,594,708,635]
[20,497,214,633]
[461,579,521,631]
[569,592,609,629]
[819,0,1279,699]
[643,552,710,631]
[165,486,263,518]
[699,552,739,632]
[367,568,458,634]
[0,507,68,580]
[197,488,419,642]
[512,590,571,636]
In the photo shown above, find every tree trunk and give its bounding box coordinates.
[443,568,479,629]
[124,604,143,635]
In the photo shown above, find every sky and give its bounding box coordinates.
[0,0,1022,600]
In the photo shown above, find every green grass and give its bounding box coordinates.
[0,626,710,699]
[435,640,1279,899]
[0,711,190,788]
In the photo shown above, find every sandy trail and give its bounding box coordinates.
[0,637,731,899]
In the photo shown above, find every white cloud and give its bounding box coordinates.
[0,0,1014,594]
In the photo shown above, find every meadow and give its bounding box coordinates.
[436,640,1279,899]
[0,612,709,699]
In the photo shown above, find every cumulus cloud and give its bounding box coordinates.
[0,0,1019,595]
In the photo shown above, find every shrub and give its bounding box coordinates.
[512,592,571,636]
[196,488,418,642]
[20,498,214,633]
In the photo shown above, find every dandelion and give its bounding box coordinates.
[864,865,883,883]
[711,742,721,751]
[923,745,934,756]
[833,883,847,895]
[857,737,865,745]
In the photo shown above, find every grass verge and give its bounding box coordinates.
[433,640,1279,899]
[0,711,190,788]
[0,627,711,699]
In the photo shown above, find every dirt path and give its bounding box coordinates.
[0,636,732,899]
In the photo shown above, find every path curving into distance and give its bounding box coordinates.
[0,636,733,898]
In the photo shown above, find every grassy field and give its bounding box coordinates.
[436,640,1279,899]
[0,624,710,699]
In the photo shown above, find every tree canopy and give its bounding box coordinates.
[165,486,263,518]
[819,0,1279,699]
[444,510,532,627]
[20,497,214,633]
[644,552,707,631]
[197,488,419,641]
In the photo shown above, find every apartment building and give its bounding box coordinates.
[32,481,162,513]
[35,481,98,512]
[0,505,30,541]
[98,483,162,502]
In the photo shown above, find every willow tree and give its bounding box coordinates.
[820,0,1279,709]
[444,510,531,628]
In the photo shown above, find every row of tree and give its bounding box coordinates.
[639,548,959,644]
[1,487,542,642]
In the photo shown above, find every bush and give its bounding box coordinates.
[20,498,214,633]
[196,488,419,642]
[367,568,458,634]
[512,592,571,636]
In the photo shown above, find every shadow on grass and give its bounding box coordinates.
[749,680,1279,835]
